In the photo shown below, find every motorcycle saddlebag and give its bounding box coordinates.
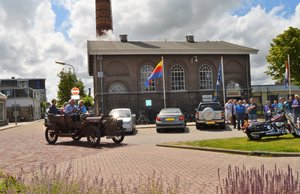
[248,122,268,132]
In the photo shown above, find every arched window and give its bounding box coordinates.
[108,82,127,93]
[226,81,241,90]
[141,65,156,92]
[171,65,185,91]
[199,64,213,89]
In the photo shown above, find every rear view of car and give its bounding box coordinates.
[156,108,186,133]
[195,102,225,129]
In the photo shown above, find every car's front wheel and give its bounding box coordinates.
[220,122,226,129]
[112,133,125,144]
[196,123,202,130]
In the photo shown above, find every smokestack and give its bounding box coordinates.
[95,0,113,37]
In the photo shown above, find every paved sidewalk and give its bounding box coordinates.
[1,121,299,193]
[0,120,43,131]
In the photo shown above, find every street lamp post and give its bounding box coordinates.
[55,61,75,74]
[14,88,17,125]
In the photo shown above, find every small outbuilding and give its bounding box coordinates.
[0,92,8,126]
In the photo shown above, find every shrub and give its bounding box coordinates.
[0,164,182,194]
[217,165,300,194]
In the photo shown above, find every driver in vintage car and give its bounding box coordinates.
[48,98,60,115]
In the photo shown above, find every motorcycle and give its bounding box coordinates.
[243,109,300,140]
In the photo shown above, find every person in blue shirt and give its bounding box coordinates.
[292,94,300,125]
[263,101,273,121]
[272,100,278,112]
[247,98,257,122]
[64,99,76,114]
[77,100,88,114]
[236,100,246,130]
[285,96,293,113]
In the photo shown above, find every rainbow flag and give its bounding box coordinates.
[144,59,163,87]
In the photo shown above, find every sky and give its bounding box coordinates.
[0,0,299,101]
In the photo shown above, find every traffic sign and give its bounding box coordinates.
[71,95,80,100]
[71,87,80,95]
[145,99,152,107]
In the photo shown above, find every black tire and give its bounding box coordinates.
[45,126,58,144]
[220,123,226,130]
[196,123,202,130]
[246,130,262,140]
[72,136,82,141]
[181,128,186,133]
[292,128,300,138]
[129,127,135,135]
[87,125,101,147]
[156,128,162,133]
[112,132,125,144]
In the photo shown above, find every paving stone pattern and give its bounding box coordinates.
[0,121,299,193]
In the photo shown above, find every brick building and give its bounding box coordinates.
[87,35,258,117]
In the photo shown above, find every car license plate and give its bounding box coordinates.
[165,118,175,121]
[206,121,215,124]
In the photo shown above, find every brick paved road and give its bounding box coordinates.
[0,121,299,193]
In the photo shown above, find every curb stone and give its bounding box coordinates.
[156,143,300,157]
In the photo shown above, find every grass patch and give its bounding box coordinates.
[176,134,300,152]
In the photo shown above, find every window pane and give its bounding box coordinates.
[141,65,156,91]
[108,83,127,93]
[199,64,213,89]
[171,65,185,91]
[227,81,240,89]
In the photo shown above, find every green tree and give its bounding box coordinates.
[266,27,300,85]
[57,70,87,106]
[82,95,94,108]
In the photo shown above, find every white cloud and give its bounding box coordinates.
[0,0,299,101]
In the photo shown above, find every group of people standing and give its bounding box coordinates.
[225,94,300,130]
[263,94,300,124]
[48,98,88,115]
[225,98,257,130]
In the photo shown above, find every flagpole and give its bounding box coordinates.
[162,56,166,108]
[288,54,291,97]
[221,56,226,106]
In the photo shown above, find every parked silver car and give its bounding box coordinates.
[156,108,186,133]
[109,108,136,134]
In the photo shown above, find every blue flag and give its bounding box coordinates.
[216,64,222,94]
[214,64,222,101]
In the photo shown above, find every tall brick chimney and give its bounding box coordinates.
[95,0,113,37]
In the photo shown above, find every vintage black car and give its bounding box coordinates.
[45,112,124,147]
